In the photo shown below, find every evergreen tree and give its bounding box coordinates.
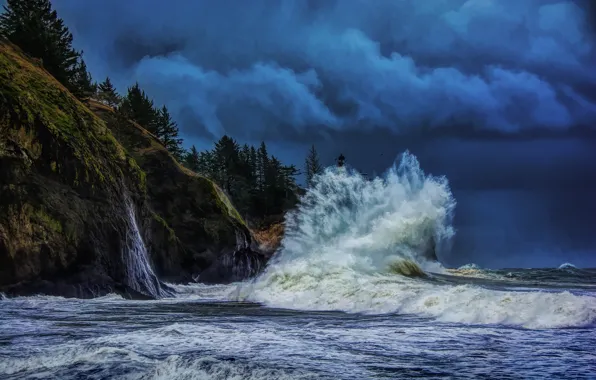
[197,150,216,177]
[184,145,200,172]
[156,106,184,161]
[213,135,240,195]
[249,146,258,181]
[281,163,300,209]
[179,138,300,221]
[0,0,93,98]
[97,77,120,107]
[265,156,284,214]
[257,142,269,195]
[70,58,95,99]
[118,83,158,133]
[305,144,323,187]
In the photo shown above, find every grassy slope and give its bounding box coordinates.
[0,43,145,190]
[0,42,146,287]
[87,99,246,229]
[0,40,256,289]
[87,100,253,279]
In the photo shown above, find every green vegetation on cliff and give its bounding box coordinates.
[0,40,260,296]
[88,100,253,281]
[0,43,138,190]
[0,0,282,295]
[0,0,95,99]
[0,41,147,292]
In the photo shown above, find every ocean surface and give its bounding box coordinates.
[1,267,595,380]
[2,153,595,379]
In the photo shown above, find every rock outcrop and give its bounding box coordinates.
[0,42,266,299]
[89,100,266,284]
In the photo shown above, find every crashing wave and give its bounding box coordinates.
[387,259,427,277]
[457,263,481,270]
[230,152,596,329]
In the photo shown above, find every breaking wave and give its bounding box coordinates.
[233,152,596,329]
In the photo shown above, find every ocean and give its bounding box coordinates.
[1,152,595,379]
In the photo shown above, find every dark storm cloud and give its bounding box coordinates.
[37,0,596,267]
[53,0,596,141]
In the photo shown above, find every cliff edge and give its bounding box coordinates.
[0,42,265,299]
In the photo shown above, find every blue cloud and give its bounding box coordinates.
[51,0,596,140]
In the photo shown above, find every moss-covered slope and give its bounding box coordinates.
[0,42,154,297]
[0,42,265,297]
[89,100,265,283]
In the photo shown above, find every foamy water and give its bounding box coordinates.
[1,284,594,379]
[1,152,594,379]
[228,153,596,329]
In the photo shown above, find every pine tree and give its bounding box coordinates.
[0,0,93,98]
[184,145,201,172]
[265,156,284,214]
[249,146,258,181]
[305,144,323,187]
[118,83,158,133]
[281,163,300,209]
[156,106,184,161]
[213,135,240,195]
[70,58,95,99]
[257,142,269,194]
[97,77,120,107]
[197,150,216,177]
[178,138,300,220]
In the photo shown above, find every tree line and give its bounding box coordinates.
[0,0,95,99]
[1,0,326,222]
[103,78,329,220]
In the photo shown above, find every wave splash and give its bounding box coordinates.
[272,151,455,274]
[233,152,596,329]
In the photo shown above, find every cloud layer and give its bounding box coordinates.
[54,0,596,141]
[45,0,596,267]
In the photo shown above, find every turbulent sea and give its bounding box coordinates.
[1,153,595,379]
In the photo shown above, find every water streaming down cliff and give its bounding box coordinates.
[122,195,164,298]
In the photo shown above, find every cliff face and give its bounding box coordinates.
[89,101,266,284]
[0,43,265,298]
[0,43,151,298]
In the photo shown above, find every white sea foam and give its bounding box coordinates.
[230,152,596,329]
[0,323,323,379]
[457,263,481,270]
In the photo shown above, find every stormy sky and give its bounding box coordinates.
[14,0,596,267]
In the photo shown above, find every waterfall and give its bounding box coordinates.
[122,195,163,298]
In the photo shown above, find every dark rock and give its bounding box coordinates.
[90,101,268,285]
[0,42,267,299]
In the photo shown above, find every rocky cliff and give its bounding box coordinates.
[89,100,266,284]
[0,42,266,299]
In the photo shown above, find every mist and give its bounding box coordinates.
[40,0,596,267]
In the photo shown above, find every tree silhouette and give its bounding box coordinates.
[305,144,323,187]
[97,77,120,107]
[0,0,93,98]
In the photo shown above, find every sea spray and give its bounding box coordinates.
[231,152,596,328]
[270,150,455,272]
[122,194,164,298]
